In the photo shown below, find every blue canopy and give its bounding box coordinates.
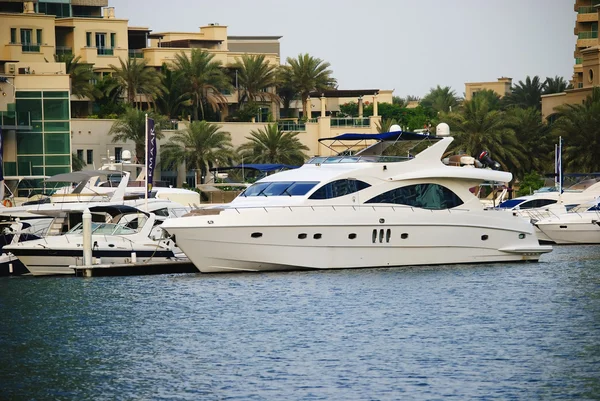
[319,131,436,142]
[209,164,299,172]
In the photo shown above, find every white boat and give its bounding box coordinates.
[4,203,189,276]
[532,200,600,244]
[0,220,47,276]
[161,124,552,274]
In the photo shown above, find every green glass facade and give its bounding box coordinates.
[15,91,71,176]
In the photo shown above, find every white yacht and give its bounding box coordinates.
[532,200,600,244]
[4,203,188,276]
[161,124,552,273]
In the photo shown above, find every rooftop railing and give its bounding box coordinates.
[128,49,143,58]
[330,117,370,127]
[578,6,598,14]
[306,155,410,164]
[0,111,32,128]
[55,46,72,56]
[277,121,306,131]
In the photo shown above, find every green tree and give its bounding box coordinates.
[506,107,552,176]
[55,54,96,99]
[160,120,234,184]
[91,74,125,118]
[172,49,231,121]
[516,172,545,197]
[420,85,460,113]
[543,76,569,95]
[552,88,600,172]
[502,75,544,110]
[472,89,502,111]
[155,64,191,119]
[109,57,165,107]
[285,53,337,119]
[231,54,279,106]
[375,118,399,133]
[71,152,86,171]
[108,108,166,163]
[237,123,309,166]
[442,96,527,178]
[276,65,298,118]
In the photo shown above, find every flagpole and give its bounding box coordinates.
[144,113,148,211]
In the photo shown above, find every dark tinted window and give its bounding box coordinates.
[518,199,557,209]
[309,179,371,200]
[241,181,318,197]
[366,183,463,209]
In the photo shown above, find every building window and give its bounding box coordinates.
[86,32,92,47]
[36,29,42,45]
[20,29,32,44]
[589,69,594,83]
[110,33,116,48]
[76,149,84,161]
[10,28,17,44]
[86,149,93,165]
[96,32,106,48]
[115,147,122,162]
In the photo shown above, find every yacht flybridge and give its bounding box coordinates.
[161,124,552,273]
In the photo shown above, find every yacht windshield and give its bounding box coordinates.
[241,181,318,197]
[497,199,526,209]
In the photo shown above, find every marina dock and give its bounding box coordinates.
[73,260,198,277]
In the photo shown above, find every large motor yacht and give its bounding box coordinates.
[161,124,552,273]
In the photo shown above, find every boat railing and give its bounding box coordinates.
[196,204,475,215]
[306,155,410,164]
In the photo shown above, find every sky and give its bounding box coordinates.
[110,0,575,98]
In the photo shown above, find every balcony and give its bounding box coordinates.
[96,47,114,56]
[578,31,598,39]
[576,57,583,64]
[55,46,73,56]
[277,121,306,131]
[21,43,41,53]
[128,49,143,59]
[0,111,32,130]
[578,6,597,14]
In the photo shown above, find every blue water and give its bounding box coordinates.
[1,246,600,400]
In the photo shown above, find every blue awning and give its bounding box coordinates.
[319,131,436,142]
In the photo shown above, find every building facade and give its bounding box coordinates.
[464,77,512,101]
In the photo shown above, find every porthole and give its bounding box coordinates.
[372,229,377,243]
[251,232,263,238]
[348,233,357,240]
[298,233,307,239]
[401,233,408,239]
[379,218,385,224]
[386,229,391,243]
[560,225,567,229]
[481,235,488,241]
[519,233,526,239]
[108,244,115,248]
[314,233,322,239]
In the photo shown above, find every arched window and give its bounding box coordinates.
[309,179,370,200]
[366,183,463,209]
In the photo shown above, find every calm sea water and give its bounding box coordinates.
[1,246,600,401]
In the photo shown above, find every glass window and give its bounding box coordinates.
[16,98,42,122]
[44,121,69,131]
[36,29,42,44]
[110,33,116,48]
[43,91,69,98]
[45,155,70,166]
[44,134,70,154]
[17,156,44,176]
[153,208,169,217]
[16,91,42,98]
[366,183,464,210]
[45,166,70,176]
[115,147,122,162]
[517,199,557,210]
[285,182,318,196]
[240,181,319,197]
[10,28,17,43]
[86,32,92,47]
[95,32,106,48]
[76,149,84,161]
[43,99,69,120]
[497,199,525,209]
[86,149,93,164]
[21,29,32,44]
[241,182,270,197]
[17,132,43,155]
[262,182,293,196]
[309,179,371,200]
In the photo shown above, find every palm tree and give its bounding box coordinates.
[285,53,337,119]
[108,107,166,163]
[471,89,502,111]
[71,152,86,171]
[231,54,279,106]
[375,118,399,133]
[276,65,298,118]
[420,85,460,113]
[108,57,165,107]
[442,96,528,178]
[172,49,231,121]
[237,123,308,165]
[55,54,96,99]
[543,76,569,95]
[502,76,544,110]
[506,107,553,177]
[552,88,600,172]
[155,64,191,119]
[160,120,234,184]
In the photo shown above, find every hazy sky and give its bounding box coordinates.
[110,0,575,98]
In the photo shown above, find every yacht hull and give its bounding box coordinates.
[163,207,552,273]
[535,220,600,244]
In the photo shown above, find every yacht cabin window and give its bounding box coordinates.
[241,181,319,197]
[308,179,371,200]
[366,183,463,210]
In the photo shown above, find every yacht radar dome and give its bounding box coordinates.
[122,150,132,163]
[389,124,402,132]
[436,123,450,137]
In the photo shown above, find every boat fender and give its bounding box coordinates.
[2,199,13,207]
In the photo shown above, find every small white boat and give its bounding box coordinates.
[533,200,600,244]
[4,204,189,276]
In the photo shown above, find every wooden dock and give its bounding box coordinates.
[74,260,199,277]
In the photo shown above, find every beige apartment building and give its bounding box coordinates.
[464,77,512,101]
[541,0,599,121]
